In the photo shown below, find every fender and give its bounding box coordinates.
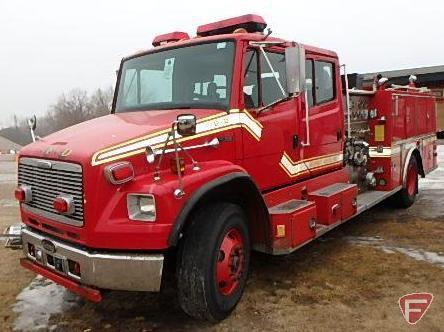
[402,147,425,186]
[168,170,270,247]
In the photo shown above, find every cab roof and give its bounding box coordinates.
[125,14,337,60]
[125,32,337,60]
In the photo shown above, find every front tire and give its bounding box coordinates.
[394,157,419,208]
[177,203,250,321]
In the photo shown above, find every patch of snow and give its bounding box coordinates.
[13,276,79,331]
[419,145,444,190]
[346,236,444,268]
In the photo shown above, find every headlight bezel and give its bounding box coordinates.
[127,194,156,222]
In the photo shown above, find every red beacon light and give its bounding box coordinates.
[152,31,190,47]
[196,14,267,37]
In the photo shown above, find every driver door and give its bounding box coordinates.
[241,46,302,190]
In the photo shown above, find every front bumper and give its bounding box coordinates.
[21,227,164,292]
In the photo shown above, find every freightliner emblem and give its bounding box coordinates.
[36,160,52,169]
[41,239,56,253]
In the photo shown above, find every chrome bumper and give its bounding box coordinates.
[21,227,164,292]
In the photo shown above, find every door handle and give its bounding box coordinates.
[331,203,340,215]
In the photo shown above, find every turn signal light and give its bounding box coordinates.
[53,195,75,215]
[15,185,32,202]
[53,197,69,213]
[170,157,185,175]
[105,162,135,185]
[15,188,25,201]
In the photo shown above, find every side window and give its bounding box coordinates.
[314,61,334,104]
[305,59,335,108]
[242,49,288,109]
[260,51,287,105]
[243,50,259,108]
[305,59,314,108]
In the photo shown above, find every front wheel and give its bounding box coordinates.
[393,157,419,208]
[177,203,250,321]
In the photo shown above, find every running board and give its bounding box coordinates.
[356,186,402,214]
[316,186,402,237]
[261,186,403,254]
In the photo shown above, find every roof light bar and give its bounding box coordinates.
[197,14,267,37]
[152,31,190,47]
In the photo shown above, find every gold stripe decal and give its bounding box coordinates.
[280,152,343,178]
[92,110,263,166]
[422,136,437,146]
[370,135,436,159]
[369,146,401,158]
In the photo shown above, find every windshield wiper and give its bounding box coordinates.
[256,96,292,115]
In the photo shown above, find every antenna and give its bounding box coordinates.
[263,28,272,40]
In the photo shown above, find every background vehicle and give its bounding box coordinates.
[8,14,438,321]
[437,97,444,138]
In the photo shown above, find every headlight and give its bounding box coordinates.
[127,194,156,221]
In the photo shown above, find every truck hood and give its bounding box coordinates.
[20,109,222,166]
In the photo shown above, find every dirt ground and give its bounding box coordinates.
[0,161,35,330]
[1,147,443,332]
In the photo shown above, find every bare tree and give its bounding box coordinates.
[44,87,114,134]
[1,87,115,144]
[48,89,91,131]
[89,87,113,118]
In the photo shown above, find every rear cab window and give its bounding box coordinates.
[305,59,336,109]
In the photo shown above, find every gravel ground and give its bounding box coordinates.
[0,146,443,332]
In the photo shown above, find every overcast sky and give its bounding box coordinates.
[0,0,442,127]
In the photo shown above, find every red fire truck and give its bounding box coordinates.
[10,14,438,321]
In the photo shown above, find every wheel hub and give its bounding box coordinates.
[216,228,245,296]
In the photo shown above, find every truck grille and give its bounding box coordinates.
[18,157,84,226]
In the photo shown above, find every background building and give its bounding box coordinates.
[0,135,22,154]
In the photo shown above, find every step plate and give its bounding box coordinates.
[269,199,313,214]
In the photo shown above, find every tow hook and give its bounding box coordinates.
[1,224,23,249]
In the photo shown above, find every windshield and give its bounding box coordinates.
[115,41,235,112]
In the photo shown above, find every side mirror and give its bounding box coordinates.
[176,114,196,137]
[285,44,306,95]
[27,115,37,131]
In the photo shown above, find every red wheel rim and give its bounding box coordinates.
[216,228,245,296]
[406,163,418,196]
